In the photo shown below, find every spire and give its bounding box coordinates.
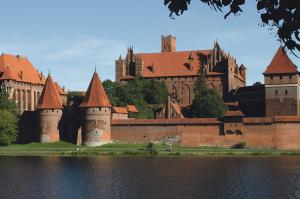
[1,66,17,80]
[36,74,63,110]
[79,72,111,108]
[264,47,298,75]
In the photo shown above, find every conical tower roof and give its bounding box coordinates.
[264,47,298,75]
[36,74,63,110]
[80,72,111,108]
[1,66,18,80]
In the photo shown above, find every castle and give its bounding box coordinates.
[116,35,246,106]
[2,35,300,149]
[0,54,68,112]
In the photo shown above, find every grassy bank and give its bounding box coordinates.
[1,142,300,157]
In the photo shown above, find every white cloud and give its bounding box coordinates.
[0,36,129,90]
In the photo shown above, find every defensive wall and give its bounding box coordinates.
[111,117,300,150]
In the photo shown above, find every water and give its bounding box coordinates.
[0,156,300,199]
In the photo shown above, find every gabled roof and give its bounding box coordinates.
[0,54,46,84]
[264,47,298,75]
[80,72,111,108]
[112,107,128,114]
[1,66,18,80]
[36,74,63,110]
[126,105,139,113]
[136,50,213,78]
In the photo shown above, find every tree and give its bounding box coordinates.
[191,72,227,117]
[0,110,18,145]
[102,78,169,119]
[253,81,262,86]
[0,91,18,114]
[0,91,19,145]
[164,0,300,55]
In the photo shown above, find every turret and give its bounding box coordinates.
[79,71,112,147]
[161,34,176,52]
[239,64,246,81]
[36,74,63,143]
[263,47,300,116]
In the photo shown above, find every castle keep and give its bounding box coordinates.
[116,35,246,106]
[2,35,300,149]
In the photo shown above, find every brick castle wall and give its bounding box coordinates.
[111,117,300,150]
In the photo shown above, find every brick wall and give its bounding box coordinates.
[111,117,300,149]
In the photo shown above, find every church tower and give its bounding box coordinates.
[161,34,176,52]
[264,47,300,116]
[36,74,63,143]
[80,71,112,147]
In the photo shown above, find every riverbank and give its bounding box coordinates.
[1,142,300,157]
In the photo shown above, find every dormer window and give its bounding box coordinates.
[147,64,156,73]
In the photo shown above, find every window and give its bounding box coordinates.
[270,76,273,80]
[289,75,292,79]
[275,90,278,95]
[280,76,282,79]
[285,90,288,95]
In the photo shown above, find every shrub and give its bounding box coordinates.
[232,141,246,149]
[0,110,18,145]
[146,142,159,155]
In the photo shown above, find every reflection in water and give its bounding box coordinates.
[0,156,300,199]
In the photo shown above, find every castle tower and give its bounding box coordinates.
[239,64,246,81]
[264,47,300,116]
[79,71,112,147]
[161,34,176,52]
[115,55,126,82]
[36,74,63,143]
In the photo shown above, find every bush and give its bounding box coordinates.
[232,141,246,149]
[0,110,18,145]
[146,142,159,155]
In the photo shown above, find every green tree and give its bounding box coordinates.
[253,82,262,86]
[164,0,300,54]
[191,72,227,118]
[0,110,18,145]
[0,91,18,114]
[102,77,168,119]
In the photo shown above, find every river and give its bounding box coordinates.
[0,156,300,199]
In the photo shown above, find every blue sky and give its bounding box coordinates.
[0,0,299,90]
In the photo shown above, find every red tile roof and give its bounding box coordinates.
[36,74,63,110]
[80,72,112,108]
[223,110,245,117]
[0,66,18,80]
[112,107,128,114]
[135,50,212,78]
[55,82,67,95]
[0,54,46,84]
[264,47,298,75]
[126,105,139,113]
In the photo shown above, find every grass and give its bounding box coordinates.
[1,142,300,157]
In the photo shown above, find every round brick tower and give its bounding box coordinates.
[79,71,112,147]
[36,74,63,143]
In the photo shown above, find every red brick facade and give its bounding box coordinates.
[111,116,300,150]
[116,35,246,105]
